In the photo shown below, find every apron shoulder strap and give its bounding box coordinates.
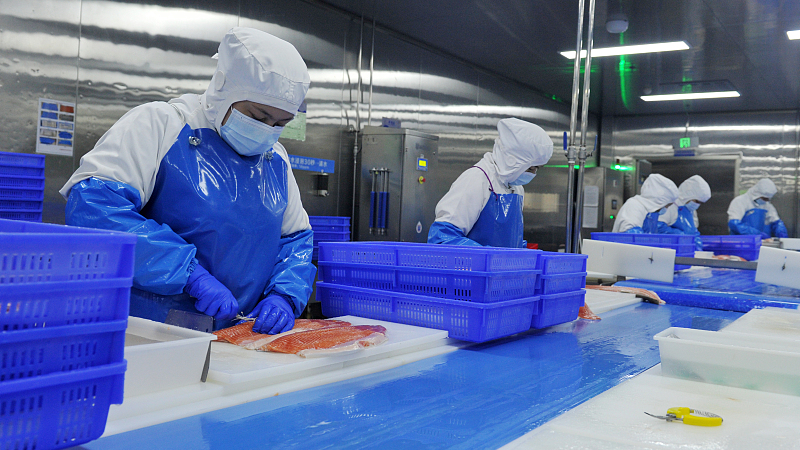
[470,166,499,200]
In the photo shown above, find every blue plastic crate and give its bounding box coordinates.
[0,199,42,211]
[317,282,539,342]
[0,175,44,189]
[536,251,587,274]
[0,210,42,222]
[531,289,586,329]
[0,187,44,201]
[0,219,136,329]
[0,361,126,450]
[313,230,351,242]
[0,320,126,380]
[591,232,694,246]
[318,261,541,303]
[311,224,351,232]
[0,151,45,168]
[701,235,761,261]
[308,216,350,226]
[535,272,586,295]
[0,164,45,178]
[319,241,541,272]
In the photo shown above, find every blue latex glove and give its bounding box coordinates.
[728,219,767,238]
[427,221,482,246]
[185,263,239,320]
[246,294,295,334]
[771,220,789,238]
[656,221,683,234]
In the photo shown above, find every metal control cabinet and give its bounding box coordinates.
[357,126,439,242]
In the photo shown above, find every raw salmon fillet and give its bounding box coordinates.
[266,324,387,357]
[584,285,665,305]
[214,319,351,350]
[578,303,601,320]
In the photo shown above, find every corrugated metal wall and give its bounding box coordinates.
[0,0,579,243]
[602,111,800,236]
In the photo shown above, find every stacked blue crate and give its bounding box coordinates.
[591,232,695,270]
[308,216,350,260]
[0,219,136,449]
[700,235,761,261]
[530,251,588,329]
[316,241,547,342]
[0,151,45,222]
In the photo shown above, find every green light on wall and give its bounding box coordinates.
[679,137,692,148]
[612,164,634,171]
[610,215,614,219]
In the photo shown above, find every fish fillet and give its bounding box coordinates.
[585,285,665,305]
[266,325,387,357]
[578,303,601,320]
[214,319,351,350]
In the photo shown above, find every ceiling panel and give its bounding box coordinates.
[318,0,800,116]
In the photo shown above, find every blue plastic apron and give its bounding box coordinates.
[741,208,768,235]
[130,126,287,329]
[465,166,524,248]
[642,211,660,233]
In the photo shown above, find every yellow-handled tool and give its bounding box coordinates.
[645,407,723,426]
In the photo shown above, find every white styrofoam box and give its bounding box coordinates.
[654,327,800,396]
[722,307,800,340]
[779,238,800,250]
[755,246,800,289]
[124,317,217,397]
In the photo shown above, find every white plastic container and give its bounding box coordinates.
[654,326,800,396]
[124,317,217,397]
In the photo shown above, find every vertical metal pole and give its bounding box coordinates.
[572,0,597,253]
[565,0,586,253]
[351,16,365,241]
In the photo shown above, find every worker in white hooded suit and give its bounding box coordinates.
[727,178,788,238]
[612,174,679,233]
[658,175,712,249]
[427,118,554,248]
[60,28,316,334]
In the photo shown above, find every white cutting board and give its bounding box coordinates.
[582,239,675,283]
[207,316,449,385]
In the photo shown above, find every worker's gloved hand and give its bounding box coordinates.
[728,219,764,237]
[771,220,789,238]
[246,294,295,334]
[185,264,239,320]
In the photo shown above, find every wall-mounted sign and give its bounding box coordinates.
[672,136,699,156]
[281,101,306,141]
[288,155,335,173]
[37,98,75,156]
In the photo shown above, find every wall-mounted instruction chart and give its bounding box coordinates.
[37,98,75,156]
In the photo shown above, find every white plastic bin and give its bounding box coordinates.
[124,317,217,397]
[654,326,800,396]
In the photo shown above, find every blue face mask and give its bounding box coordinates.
[685,201,701,211]
[509,172,535,186]
[220,108,284,157]
[657,207,667,215]
[754,198,767,206]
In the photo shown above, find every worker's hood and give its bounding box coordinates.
[201,27,310,133]
[677,175,711,206]
[639,174,679,213]
[490,118,554,185]
[747,178,777,201]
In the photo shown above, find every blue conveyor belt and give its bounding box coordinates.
[617,268,800,312]
[80,304,740,450]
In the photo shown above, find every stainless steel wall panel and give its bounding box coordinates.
[0,0,81,224]
[606,111,800,237]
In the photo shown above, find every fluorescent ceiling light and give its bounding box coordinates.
[561,41,690,59]
[788,30,800,40]
[641,91,740,102]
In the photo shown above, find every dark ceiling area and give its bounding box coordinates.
[317,0,800,117]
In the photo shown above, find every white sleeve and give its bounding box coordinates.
[727,195,749,222]
[659,204,678,226]
[434,168,492,235]
[272,143,311,235]
[59,102,184,205]
[765,203,781,223]
[612,197,648,232]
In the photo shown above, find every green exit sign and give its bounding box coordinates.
[672,136,699,153]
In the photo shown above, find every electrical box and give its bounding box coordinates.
[357,126,439,242]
